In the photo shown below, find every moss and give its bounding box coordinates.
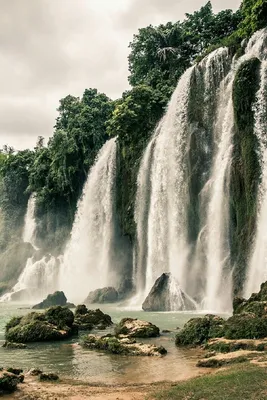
[115,318,160,338]
[230,57,261,293]
[5,306,75,343]
[224,313,267,340]
[175,315,225,346]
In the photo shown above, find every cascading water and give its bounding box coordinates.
[134,67,194,300]
[134,29,267,312]
[22,193,37,248]
[59,137,117,303]
[244,61,267,297]
[0,194,59,302]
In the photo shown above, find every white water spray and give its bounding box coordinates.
[134,67,194,299]
[59,138,117,303]
[22,193,37,247]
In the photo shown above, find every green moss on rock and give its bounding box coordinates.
[230,57,261,293]
[175,315,225,346]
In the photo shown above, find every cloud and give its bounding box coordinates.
[0,0,241,150]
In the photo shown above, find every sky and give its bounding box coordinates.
[0,0,241,150]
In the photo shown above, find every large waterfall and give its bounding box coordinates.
[134,67,194,298]
[59,137,117,303]
[134,29,267,312]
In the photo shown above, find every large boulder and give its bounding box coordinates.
[81,334,167,356]
[224,313,267,340]
[0,370,21,394]
[5,306,75,343]
[142,273,197,312]
[84,287,118,304]
[175,315,225,346]
[74,305,113,330]
[233,282,267,316]
[32,291,75,309]
[115,318,160,338]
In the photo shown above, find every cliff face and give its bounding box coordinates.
[230,57,261,294]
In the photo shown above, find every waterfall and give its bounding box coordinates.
[244,61,267,297]
[0,194,59,302]
[59,137,117,303]
[22,193,37,248]
[198,30,267,311]
[134,29,267,312]
[134,67,194,299]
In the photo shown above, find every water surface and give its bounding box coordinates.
[0,303,205,384]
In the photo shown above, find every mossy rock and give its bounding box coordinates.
[44,306,74,328]
[224,313,267,339]
[5,306,75,343]
[0,371,21,394]
[81,334,167,356]
[115,318,160,338]
[175,315,225,346]
[74,306,112,330]
[32,291,69,309]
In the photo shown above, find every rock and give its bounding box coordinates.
[115,318,160,338]
[0,371,21,394]
[81,334,167,356]
[142,273,197,312]
[28,368,43,376]
[39,373,59,381]
[32,291,72,309]
[205,338,267,353]
[175,315,225,346]
[5,306,75,343]
[3,341,27,349]
[74,305,112,331]
[196,350,256,368]
[84,287,118,304]
[6,368,23,376]
[224,313,267,340]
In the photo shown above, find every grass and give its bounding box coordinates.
[149,364,267,400]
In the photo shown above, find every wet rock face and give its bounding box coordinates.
[32,291,75,309]
[115,318,160,338]
[81,334,167,356]
[74,305,113,330]
[84,287,118,304]
[142,273,197,312]
[5,306,75,343]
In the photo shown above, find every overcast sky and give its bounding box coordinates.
[0,0,241,150]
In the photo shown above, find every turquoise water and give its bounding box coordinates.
[0,303,205,384]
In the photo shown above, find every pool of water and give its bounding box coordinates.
[0,303,206,384]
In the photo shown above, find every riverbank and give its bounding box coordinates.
[3,363,266,399]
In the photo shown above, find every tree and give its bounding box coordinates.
[238,0,267,37]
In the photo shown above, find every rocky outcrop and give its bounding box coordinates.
[39,373,59,381]
[32,291,75,309]
[142,273,197,312]
[196,350,256,368]
[74,305,113,330]
[115,318,160,338]
[81,334,167,356]
[84,287,118,304]
[3,341,27,349]
[175,315,225,346]
[0,369,23,394]
[5,306,76,343]
[176,282,267,348]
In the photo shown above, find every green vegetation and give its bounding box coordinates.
[230,57,261,293]
[150,364,267,400]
